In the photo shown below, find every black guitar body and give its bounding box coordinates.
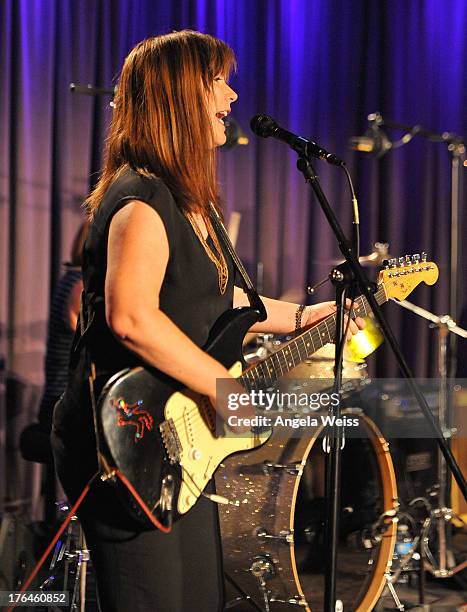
[96,307,260,527]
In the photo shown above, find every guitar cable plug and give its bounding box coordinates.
[202,492,240,507]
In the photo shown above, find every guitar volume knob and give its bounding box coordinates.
[190,448,202,461]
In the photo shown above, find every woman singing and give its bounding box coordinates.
[52,30,363,611]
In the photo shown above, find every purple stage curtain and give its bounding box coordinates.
[0,0,466,515]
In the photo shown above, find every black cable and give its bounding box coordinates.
[341,164,360,259]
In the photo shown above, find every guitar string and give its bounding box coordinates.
[243,288,383,382]
[246,286,386,382]
[165,299,376,431]
[160,287,386,431]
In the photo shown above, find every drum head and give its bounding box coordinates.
[293,427,393,610]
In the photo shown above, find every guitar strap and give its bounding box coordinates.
[79,294,113,477]
[79,294,172,531]
[209,203,267,322]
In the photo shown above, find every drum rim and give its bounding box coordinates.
[288,412,398,612]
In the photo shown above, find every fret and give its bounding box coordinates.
[299,334,309,359]
[276,351,287,376]
[318,322,327,345]
[299,331,312,357]
[240,282,393,391]
[283,343,296,370]
[264,357,276,382]
[312,327,324,349]
[361,298,368,316]
[323,318,332,343]
[309,332,316,353]
[258,361,269,384]
[248,367,259,389]
[272,352,283,378]
[353,297,363,317]
[289,340,300,367]
[294,338,304,363]
[240,372,251,392]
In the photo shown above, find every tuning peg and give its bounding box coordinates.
[398,257,405,266]
[382,260,390,269]
[411,253,420,264]
[389,258,397,268]
[405,255,412,265]
[421,252,427,262]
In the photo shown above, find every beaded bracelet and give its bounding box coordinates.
[295,304,306,334]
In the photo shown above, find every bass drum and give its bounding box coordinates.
[216,412,398,611]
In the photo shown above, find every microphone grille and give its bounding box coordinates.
[250,114,277,138]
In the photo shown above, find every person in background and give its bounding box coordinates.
[20,221,88,519]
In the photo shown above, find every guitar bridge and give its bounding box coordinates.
[159,419,182,464]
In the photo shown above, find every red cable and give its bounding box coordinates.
[7,468,171,611]
[114,469,172,533]
[7,472,98,612]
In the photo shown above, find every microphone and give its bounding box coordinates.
[250,114,344,167]
[349,113,392,157]
[349,130,392,157]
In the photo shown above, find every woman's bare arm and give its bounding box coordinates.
[105,201,251,423]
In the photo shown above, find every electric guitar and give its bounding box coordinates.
[96,256,438,524]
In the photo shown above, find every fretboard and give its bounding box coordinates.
[240,284,386,390]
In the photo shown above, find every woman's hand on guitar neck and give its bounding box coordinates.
[303,299,365,340]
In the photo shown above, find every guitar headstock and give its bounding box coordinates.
[379,253,439,301]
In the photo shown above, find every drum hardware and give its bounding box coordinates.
[36,501,91,612]
[308,241,390,300]
[380,515,432,611]
[255,527,294,544]
[224,571,264,611]
[347,508,399,551]
[262,461,303,476]
[244,334,281,364]
[322,429,345,454]
[382,572,406,611]
[250,556,276,612]
[250,557,308,610]
[393,299,467,579]
[268,595,308,607]
[417,491,467,578]
[331,242,392,268]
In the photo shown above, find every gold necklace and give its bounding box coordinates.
[186,212,229,295]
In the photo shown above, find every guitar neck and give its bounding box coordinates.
[240,284,387,388]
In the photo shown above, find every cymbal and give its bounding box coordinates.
[332,242,391,267]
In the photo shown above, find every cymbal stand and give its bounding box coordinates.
[381,516,431,611]
[394,299,467,578]
[39,501,90,611]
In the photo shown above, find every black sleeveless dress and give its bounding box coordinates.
[52,167,235,612]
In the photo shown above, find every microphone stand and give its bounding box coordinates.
[366,113,465,385]
[293,153,467,612]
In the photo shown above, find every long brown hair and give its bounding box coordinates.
[85,30,236,216]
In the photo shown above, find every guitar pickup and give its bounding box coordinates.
[159,419,182,464]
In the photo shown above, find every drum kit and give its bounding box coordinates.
[215,244,466,612]
[217,340,398,611]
